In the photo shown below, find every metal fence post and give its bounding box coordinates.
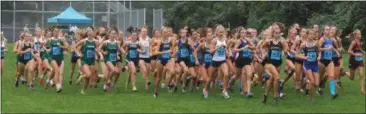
[153,9,155,29]
[93,1,95,27]
[42,1,44,29]
[13,1,16,42]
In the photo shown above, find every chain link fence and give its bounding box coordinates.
[1,1,164,43]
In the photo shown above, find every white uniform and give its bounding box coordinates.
[212,39,226,61]
[139,36,151,58]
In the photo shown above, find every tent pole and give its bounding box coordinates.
[93,1,95,27]
[108,1,110,28]
[117,0,120,30]
[42,0,44,29]
[13,1,16,42]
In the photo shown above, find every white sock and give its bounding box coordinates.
[20,76,24,81]
[56,83,62,89]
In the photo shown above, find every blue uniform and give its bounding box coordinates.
[158,40,171,65]
[320,37,333,66]
[126,42,139,65]
[235,39,253,68]
[267,40,283,67]
[303,43,319,72]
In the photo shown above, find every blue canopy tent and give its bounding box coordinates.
[47,6,92,24]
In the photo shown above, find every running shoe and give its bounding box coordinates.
[246,92,254,98]
[331,94,338,100]
[132,86,138,92]
[153,92,158,98]
[262,95,267,104]
[222,91,230,99]
[203,89,209,99]
[15,80,19,88]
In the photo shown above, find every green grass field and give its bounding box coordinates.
[2,44,365,113]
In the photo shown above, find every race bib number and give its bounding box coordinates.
[86,50,95,58]
[109,53,117,61]
[180,48,189,57]
[270,50,281,60]
[307,52,317,62]
[190,54,195,63]
[242,49,251,57]
[162,52,170,59]
[52,47,61,56]
[215,47,225,57]
[323,50,332,60]
[34,44,40,52]
[1,49,4,57]
[355,53,363,62]
[143,47,149,55]
[204,54,212,63]
[129,50,137,59]
[288,53,295,58]
[23,52,31,60]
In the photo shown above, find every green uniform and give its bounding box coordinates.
[82,40,96,65]
[40,45,49,60]
[104,41,118,65]
[49,39,64,66]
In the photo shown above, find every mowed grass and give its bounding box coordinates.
[1,44,365,113]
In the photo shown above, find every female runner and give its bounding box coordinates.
[16,32,37,89]
[14,32,26,87]
[39,30,53,87]
[121,31,143,92]
[47,27,69,92]
[99,27,120,91]
[194,29,213,93]
[296,29,320,102]
[138,26,152,89]
[291,28,307,92]
[33,27,43,81]
[175,28,193,93]
[281,27,297,88]
[347,29,365,95]
[69,29,83,85]
[261,23,288,104]
[317,25,339,99]
[152,27,176,97]
[1,31,7,75]
[203,25,230,99]
[75,27,98,94]
[233,28,256,97]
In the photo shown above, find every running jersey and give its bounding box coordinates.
[127,41,139,60]
[33,37,42,53]
[159,39,171,60]
[49,38,64,61]
[190,42,202,63]
[287,40,296,58]
[253,39,258,46]
[303,42,318,64]
[267,40,283,62]
[177,40,191,59]
[1,42,5,58]
[139,37,150,58]
[332,42,338,58]
[296,40,305,55]
[203,43,212,63]
[237,39,252,59]
[351,41,363,62]
[212,39,226,61]
[82,39,96,63]
[321,37,333,60]
[22,42,33,61]
[104,40,118,62]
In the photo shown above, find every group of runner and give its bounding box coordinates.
[3,22,365,104]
